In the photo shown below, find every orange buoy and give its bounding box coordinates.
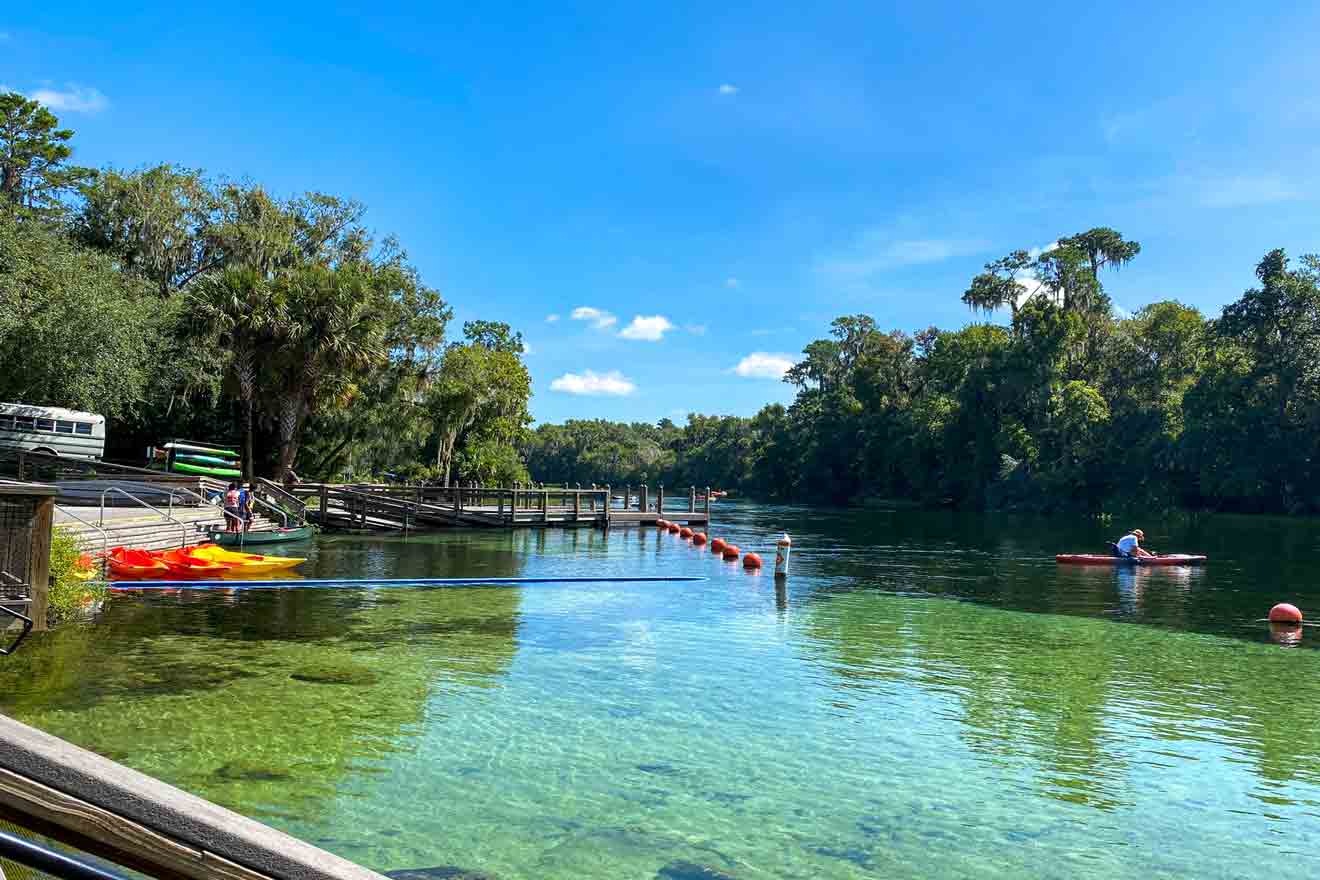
[1269,603,1303,624]
[680,527,694,538]
[692,532,708,546]
[656,519,667,528]
[710,538,726,553]
[667,523,681,534]
[722,544,740,561]
[743,552,762,569]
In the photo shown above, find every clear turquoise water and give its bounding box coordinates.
[2,506,1319,879]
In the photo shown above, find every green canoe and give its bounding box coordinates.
[163,441,240,458]
[172,460,242,478]
[206,525,316,546]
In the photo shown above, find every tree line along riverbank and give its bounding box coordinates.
[522,240,1320,516]
[4,93,1319,515]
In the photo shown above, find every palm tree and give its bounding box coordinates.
[186,266,278,479]
[266,264,386,483]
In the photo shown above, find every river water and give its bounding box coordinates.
[2,505,1318,879]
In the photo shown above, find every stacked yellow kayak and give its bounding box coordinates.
[189,544,306,575]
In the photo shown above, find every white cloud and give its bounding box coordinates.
[618,315,674,341]
[550,370,636,396]
[685,324,708,336]
[731,352,796,380]
[718,84,739,95]
[570,306,617,329]
[545,313,560,323]
[30,84,108,113]
[819,233,989,282]
[522,342,534,355]
[725,277,741,288]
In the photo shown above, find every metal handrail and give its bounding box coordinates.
[255,478,308,523]
[0,828,130,880]
[55,504,110,576]
[249,493,290,528]
[98,487,188,549]
[1,601,34,655]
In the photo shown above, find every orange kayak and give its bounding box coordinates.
[108,547,168,578]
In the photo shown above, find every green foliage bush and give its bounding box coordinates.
[46,528,106,624]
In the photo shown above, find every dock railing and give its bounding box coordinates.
[0,714,388,880]
[286,481,715,531]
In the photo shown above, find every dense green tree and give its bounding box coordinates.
[0,214,160,417]
[74,165,219,295]
[425,323,532,486]
[0,92,95,220]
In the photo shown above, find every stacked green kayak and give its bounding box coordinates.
[163,441,242,478]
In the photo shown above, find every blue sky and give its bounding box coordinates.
[6,2,1320,424]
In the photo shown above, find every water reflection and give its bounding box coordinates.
[800,586,1320,816]
[1269,622,1304,647]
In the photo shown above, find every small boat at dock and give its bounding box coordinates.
[205,525,315,546]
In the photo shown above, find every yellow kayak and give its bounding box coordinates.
[189,544,306,574]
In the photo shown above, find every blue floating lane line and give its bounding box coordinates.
[108,575,707,591]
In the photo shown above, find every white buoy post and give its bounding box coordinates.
[774,533,792,579]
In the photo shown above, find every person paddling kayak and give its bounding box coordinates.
[1113,528,1154,559]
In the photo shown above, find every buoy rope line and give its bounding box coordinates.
[109,576,707,591]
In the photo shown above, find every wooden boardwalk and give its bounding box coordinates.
[294,483,714,532]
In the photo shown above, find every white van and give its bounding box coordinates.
[0,403,106,460]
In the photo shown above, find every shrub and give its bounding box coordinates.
[47,527,107,624]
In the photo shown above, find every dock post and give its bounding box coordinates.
[705,486,712,518]
[542,489,548,523]
[319,484,329,522]
[623,485,630,511]
[604,484,611,529]
[574,487,581,520]
[657,484,664,515]
[639,484,648,513]
[16,451,25,482]
[689,486,696,513]
[28,491,53,631]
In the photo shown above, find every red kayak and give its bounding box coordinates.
[1056,554,1206,566]
[107,547,168,578]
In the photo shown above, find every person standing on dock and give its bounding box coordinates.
[238,483,253,532]
[224,482,241,533]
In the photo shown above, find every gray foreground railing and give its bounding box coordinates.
[0,714,387,880]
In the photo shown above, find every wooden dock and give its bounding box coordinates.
[1,451,719,539]
[294,483,713,532]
